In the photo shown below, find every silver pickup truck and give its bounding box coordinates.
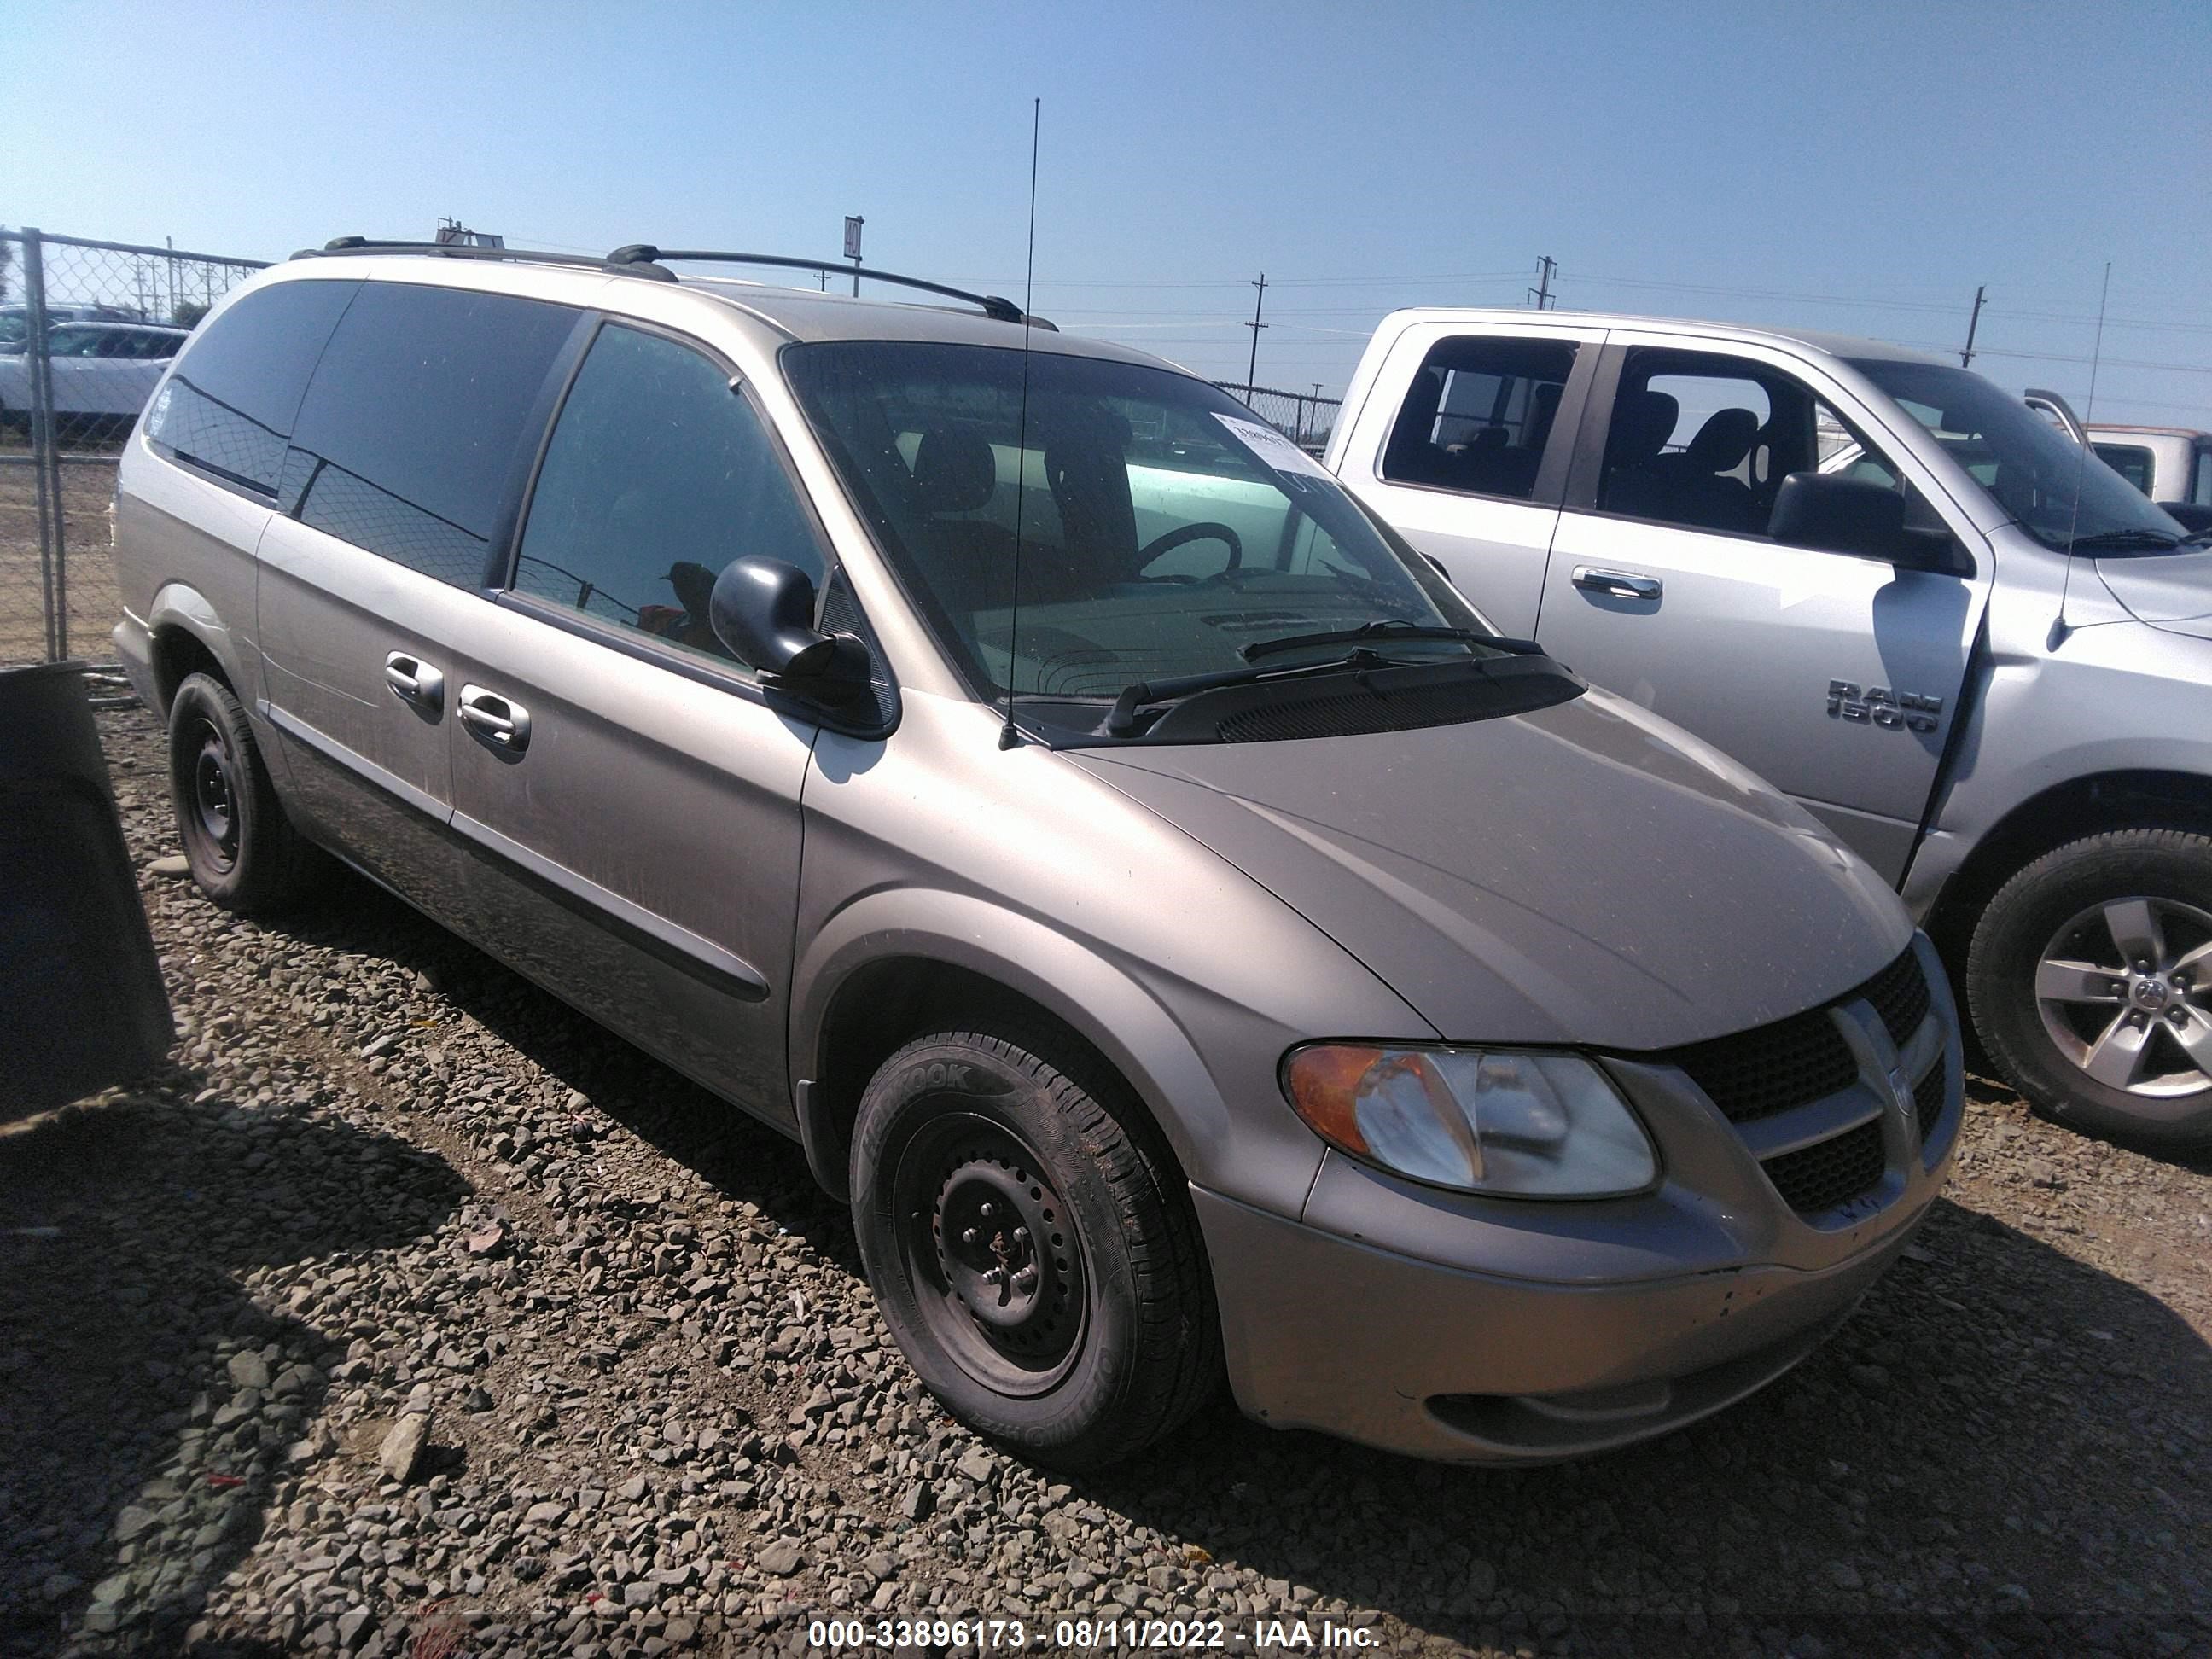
[1328,308,2212,1150]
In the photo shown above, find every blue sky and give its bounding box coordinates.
[8,1,2209,424]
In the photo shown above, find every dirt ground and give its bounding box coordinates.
[0,431,124,665]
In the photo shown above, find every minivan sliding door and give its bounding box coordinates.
[256,282,585,920]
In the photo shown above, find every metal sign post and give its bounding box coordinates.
[844,216,864,295]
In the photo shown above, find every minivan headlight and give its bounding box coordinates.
[1283,1045,1656,1197]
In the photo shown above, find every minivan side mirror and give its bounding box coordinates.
[709,556,871,688]
[1770,471,1918,564]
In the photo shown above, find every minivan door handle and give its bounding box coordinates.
[1572,566,1663,602]
[457,684,531,757]
[383,652,445,714]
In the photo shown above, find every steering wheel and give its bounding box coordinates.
[1136,521,1243,580]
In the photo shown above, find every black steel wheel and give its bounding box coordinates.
[898,1115,1087,1396]
[166,671,319,913]
[851,1026,1220,1470]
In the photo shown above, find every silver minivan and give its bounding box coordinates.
[111,242,1958,1468]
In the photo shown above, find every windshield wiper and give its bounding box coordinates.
[1239,618,1535,662]
[2067,528,2182,552]
[1107,649,1394,736]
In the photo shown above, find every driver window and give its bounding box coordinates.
[511,323,826,668]
[1599,349,1930,551]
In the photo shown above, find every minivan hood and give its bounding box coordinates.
[1070,690,1909,1051]
[2097,550,2212,641]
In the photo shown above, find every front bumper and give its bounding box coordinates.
[1196,1182,1930,1463]
[1195,934,1961,1463]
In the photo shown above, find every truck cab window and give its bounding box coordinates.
[1381,335,1576,501]
[1600,350,1926,550]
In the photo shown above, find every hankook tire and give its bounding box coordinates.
[850,1027,1220,1470]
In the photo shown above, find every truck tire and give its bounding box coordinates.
[166,672,320,914]
[1968,828,2212,1150]
[850,1027,1220,1470]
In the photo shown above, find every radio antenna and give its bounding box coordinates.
[2049,259,2111,650]
[999,97,1041,749]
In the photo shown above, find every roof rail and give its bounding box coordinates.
[606,247,1052,329]
[292,238,678,282]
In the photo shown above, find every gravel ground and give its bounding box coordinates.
[2,701,2209,1659]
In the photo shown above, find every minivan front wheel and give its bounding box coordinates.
[1968,828,2212,1150]
[166,672,317,913]
[851,1027,1220,1470]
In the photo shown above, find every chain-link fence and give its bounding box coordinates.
[1,229,267,666]
[1212,381,1342,454]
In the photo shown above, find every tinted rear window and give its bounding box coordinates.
[285,282,579,588]
[148,279,358,492]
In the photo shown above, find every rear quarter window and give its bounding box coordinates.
[1381,335,1577,501]
[148,279,359,494]
[284,282,580,588]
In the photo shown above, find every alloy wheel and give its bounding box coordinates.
[2034,896,2212,1098]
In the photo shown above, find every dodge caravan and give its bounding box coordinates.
[111,242,1958,1466]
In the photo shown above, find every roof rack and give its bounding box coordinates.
[293,237,678,282]
[606,247,1051,329]
[290,238,1053,329]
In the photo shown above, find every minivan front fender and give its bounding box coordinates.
[790,885,1403,1220]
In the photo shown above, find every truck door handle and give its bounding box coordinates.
[457,684,531,756]
[1573,566,1663,602]
[383,652,445,714]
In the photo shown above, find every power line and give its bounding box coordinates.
[1243,273,1268,401]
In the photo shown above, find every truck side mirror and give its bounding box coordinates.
[1770,472,1917,563]
[709,556,870,688]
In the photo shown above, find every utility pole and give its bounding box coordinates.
[1243,273,1268,405]
[1960,284,1986,367]
[1528,255,1556,310]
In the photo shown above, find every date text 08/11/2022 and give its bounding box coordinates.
[806,1616,1385,1650]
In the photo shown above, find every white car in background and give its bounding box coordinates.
[2087,424,2212,531]
[0,302,144,351]
[0,321,190,427]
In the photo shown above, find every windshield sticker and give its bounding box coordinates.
[1213,412,1331,481]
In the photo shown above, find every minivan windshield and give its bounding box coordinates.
[785,341,1498,707]
[1847,358,2189,551]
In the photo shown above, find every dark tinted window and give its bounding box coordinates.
[1382,335,1577,500]
[511,323,824,667]
[287,282,578,589]
[2093,443,2154,495]
[148,279,358,494]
